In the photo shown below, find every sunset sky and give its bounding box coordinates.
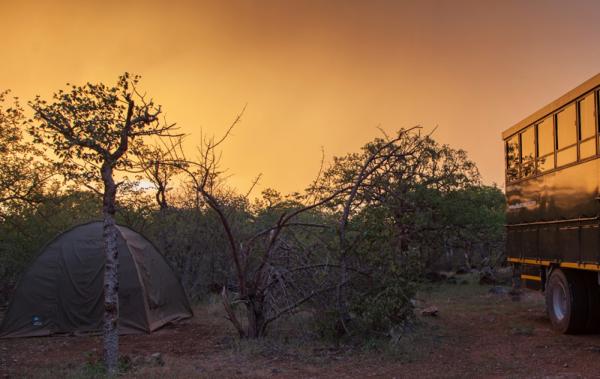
[3,0,600,194]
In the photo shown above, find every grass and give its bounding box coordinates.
[509,324,535,336]
[30,353,136,379]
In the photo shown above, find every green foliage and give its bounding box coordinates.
[306,129,504,340]
[28,73,172,187]
[0,189,101,303]
[0,90,52,217]
[338,204,421,337]
[140,206,234,301]
[79,351,133,377]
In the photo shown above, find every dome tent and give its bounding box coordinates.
[0,221,192,338]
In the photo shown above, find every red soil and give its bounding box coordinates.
[3,283,600,378]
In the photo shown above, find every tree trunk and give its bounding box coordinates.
[245,293,267,338]
[101,162,119,376]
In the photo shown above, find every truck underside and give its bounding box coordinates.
[511,259,600,333]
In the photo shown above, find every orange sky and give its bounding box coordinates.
[3,0,600,194]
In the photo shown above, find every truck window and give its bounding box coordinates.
[537,117,554,172]
[579,94,596,159]
[506,135,519,181]
[557,103,577,166]
[521,126,535,177]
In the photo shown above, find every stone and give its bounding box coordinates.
[488,286,510,295]
[479,267,497,285]
[421,306,439,317]
[149,352,164,367]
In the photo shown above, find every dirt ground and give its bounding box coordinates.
[4,279,600,378]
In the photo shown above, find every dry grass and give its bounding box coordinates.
[4,275,574,379]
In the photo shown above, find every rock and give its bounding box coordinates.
[494,266,514,285]
[510,325,534,336]
[479,267,497,285]
[421,306,439,317]
[425,271,456,283]
[488,286,510,295]
[149,352,164,366]
[425,271,445,282]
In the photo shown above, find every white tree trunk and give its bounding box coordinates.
[102,162,119,376]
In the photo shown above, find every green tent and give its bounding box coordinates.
[0,221,193,338]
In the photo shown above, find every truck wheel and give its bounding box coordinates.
[584,272,600,333]
[545,269,588,334]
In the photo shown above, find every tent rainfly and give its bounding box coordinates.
[0,221,193,338]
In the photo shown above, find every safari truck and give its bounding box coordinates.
[504,73,600,334]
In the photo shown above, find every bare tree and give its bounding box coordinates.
[154,112,337,337]
[136,136,185,210]
[162,117,431,338]
[29,73,178,375]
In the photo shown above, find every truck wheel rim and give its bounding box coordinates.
[552,281,568,321]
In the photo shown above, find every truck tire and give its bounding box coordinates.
[545,269,588,334]
[584,271,600,333]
